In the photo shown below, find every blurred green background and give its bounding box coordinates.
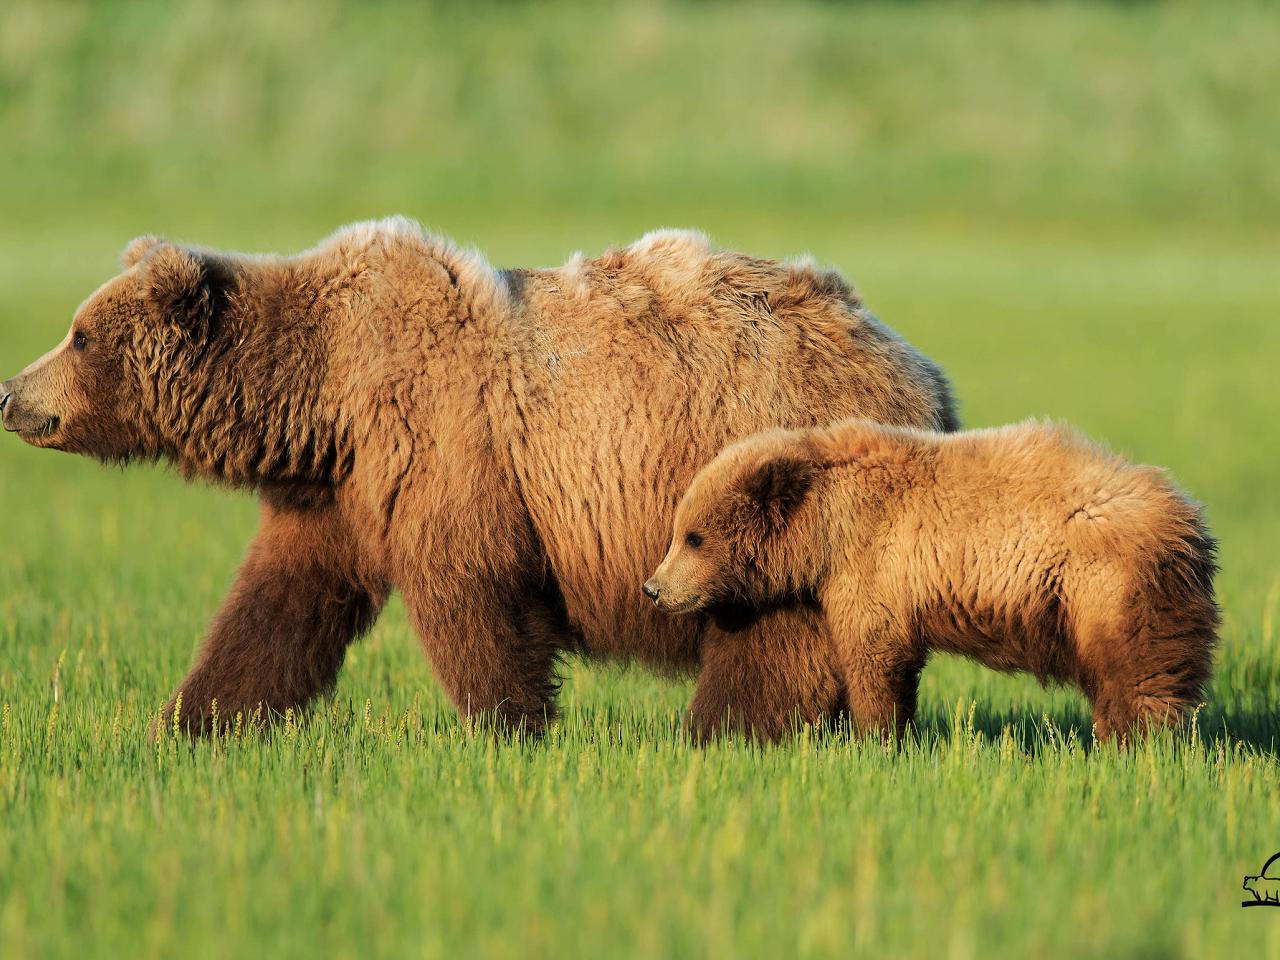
[1,2,1278,958]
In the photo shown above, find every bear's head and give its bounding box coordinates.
[644,429,820,614]
[0,236,233,463]
[2,236,342,489]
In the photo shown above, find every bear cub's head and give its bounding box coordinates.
[0,236,231,463]
[644,429,820,615]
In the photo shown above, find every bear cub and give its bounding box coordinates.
[644,418,1218,740]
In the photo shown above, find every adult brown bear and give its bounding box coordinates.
[0,220,957,738]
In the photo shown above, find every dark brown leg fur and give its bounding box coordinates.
[1080,595,1217,743]
[163,501,386,735]
[402,578,567,737]
[689,605,844,743]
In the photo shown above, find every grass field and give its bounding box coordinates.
[2,2,1279,958]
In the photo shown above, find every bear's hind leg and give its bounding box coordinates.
[689,604,843,743]
[403,576,568,737]
[1079,601,1216,743]
[1088,672,1188,743]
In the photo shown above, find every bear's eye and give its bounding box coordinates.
[685,531,704,549]
[72,331,88,351]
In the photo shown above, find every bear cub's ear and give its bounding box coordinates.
[742,454,816,529]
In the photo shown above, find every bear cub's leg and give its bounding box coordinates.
[834,611,925,740]
[844,648,926,739]
[1073,579,1216,742]
[1079,627,1213,742]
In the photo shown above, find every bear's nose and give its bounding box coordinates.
[641,580,661,601]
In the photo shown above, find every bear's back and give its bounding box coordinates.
[519,229,867,345]
[906,422,1206,589]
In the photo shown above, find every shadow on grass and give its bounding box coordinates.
[1197,706,1280,757]
[902,700,1279,759]
[175,678,1278,761]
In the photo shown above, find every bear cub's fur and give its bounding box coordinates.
[645,418,1218,740]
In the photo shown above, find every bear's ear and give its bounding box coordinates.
[121,235,165,269]
[742,454,816,530]
[139,243,221,338]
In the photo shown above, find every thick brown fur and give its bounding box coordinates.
[1,220,956,738]
[647,418,1219,742]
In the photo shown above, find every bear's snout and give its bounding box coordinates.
[0,378,19,431]
[643,573,703,614]
[0,376,59,439]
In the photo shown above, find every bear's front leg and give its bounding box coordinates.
[688,604,844,742]
[401,577,566,737]
[162,500,387,735]
[839,621,925,740]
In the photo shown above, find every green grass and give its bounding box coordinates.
[2,2,1279,958]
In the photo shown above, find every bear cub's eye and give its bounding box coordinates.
[72,331,88,351]
[685,531,704,549]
